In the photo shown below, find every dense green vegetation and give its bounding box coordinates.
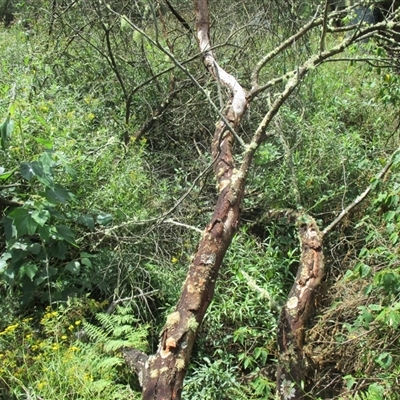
[1,1,400,399]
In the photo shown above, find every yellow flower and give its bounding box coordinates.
[25,334,32,339]
[171,257,179,264]
[37,381,47,390]
[39,105,49,112]
[68,325,74,331]
[0,323,19,335]
[61,335,68,340]
[86,112,95,121]
[75,320,81,326]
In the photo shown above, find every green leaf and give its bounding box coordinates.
[34,266,57,286]
[8,207,38,235]
[20,161,53,187]
[19,263,38,280]
[65,261,80,274]
[0,252,12,272]
[77,215,95,230]
[37,225,51,241]
[20,162,35,181]
[31,209,50,226]
[390,231,399,245]
[375,352,392,369]
[45,184,71,204]
[354,262,371,278]
[343,375,356,390]
[368,304,382,311]
[55,225,76,245]
[97,213,113,226]
[387,309,400,328]
[28,243,41,255]
[0,167,16,180]
[2,216,16,240]
[80,252,94,258]
[34,137,53,149]
[81,258,92,267]
[0,115,14,150]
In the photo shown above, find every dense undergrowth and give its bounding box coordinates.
[1,1,400,399]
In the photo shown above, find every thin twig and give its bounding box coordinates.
[323,146,400,235]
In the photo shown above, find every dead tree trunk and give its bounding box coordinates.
[136,1,248,398]
[276,215,324,399]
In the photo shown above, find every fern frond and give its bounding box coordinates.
[88,378,113,393]
[83,320,109,342]
[96,313,116,335]
[103,339,132,352]
[112,324,134,337]
[97,356,124,369]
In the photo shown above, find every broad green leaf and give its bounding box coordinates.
[20,161,53,187]
[97,213,113,226]
[31,209,50,226]
[393,151,400,165]
[34,266,57,287]
[37,225,51,241]
[10,240,28,251]
[65,165,76,177]
[390,231,399,245]
[78,215,95,230]
[66,261,80,274]
[20,162,35,181]
[34,114,50,128]
[354,262,371,278]
[38,152,56,174]
[28,243,41,255]
[19,263,38,280]
[81,258,92,267]
[2,216,16,240]
[55,225,76,245]
[45,184,71,204]
[8,207,37,235]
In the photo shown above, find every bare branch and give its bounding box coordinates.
[320,0,329,53]
[323,146,400,235]
[107,5,246,148]
[164,219,203,234]
[250,11,322,92]
[194,0,247,121]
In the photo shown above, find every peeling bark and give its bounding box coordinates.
[277,215,324,399]
[140,117,245,399]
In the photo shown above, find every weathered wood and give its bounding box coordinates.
[276,215,324,399]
